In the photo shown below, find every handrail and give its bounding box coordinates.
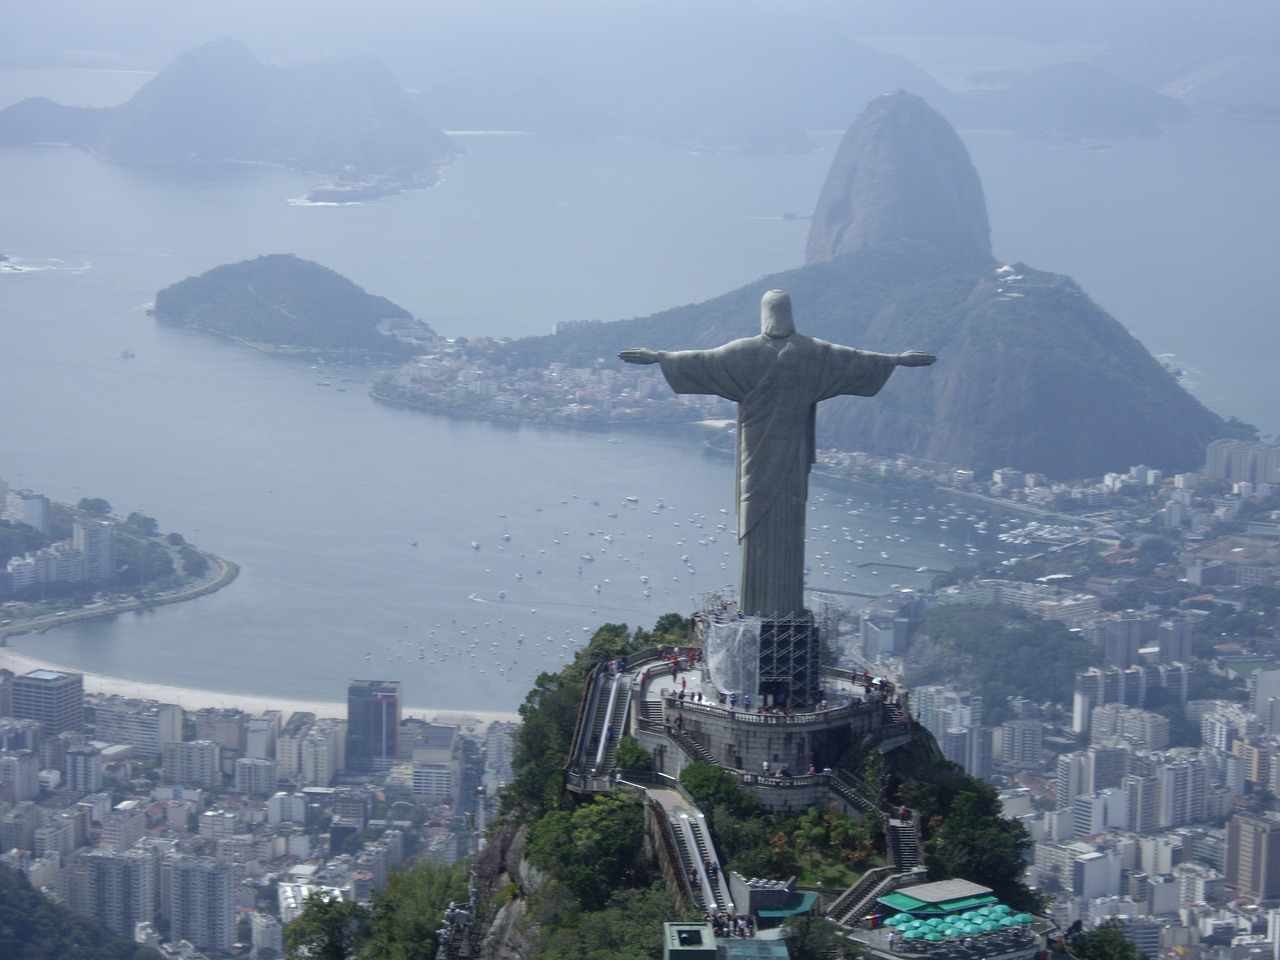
[660,691,879,726]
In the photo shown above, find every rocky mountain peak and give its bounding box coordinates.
[806,91,994,268]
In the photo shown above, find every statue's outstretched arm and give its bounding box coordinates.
[619,348,664,365]
[895,350,936,367]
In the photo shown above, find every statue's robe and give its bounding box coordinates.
[659,333,898,617]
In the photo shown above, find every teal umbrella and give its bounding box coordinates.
[902,929,925,940]
[924,932,944,942]
[925,917,946,928]
[961,912,980,921]
[980,921,1001,933]
[941,927,960,937]
[905,920,926,930]
[1000,917,1021,928]
[976,907,994,917]
[884,915,905,927]
[1013,914,1034,924]
[990,904,1012,915]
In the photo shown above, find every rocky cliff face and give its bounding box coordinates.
[810,258,1225,479]
[806,91,994,269]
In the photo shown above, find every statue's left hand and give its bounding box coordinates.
[896,350,936,367]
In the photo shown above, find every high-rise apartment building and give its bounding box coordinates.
[11,669,84,736]
[92,697,182,759]
[346,680,400,773]
[86,847,156,939]
[0,749,39,802]
[169,857,237,953]
[73,519,115,581]
[1227,812,1280,900]
[3,489,51,534]
[163,740,222,788]
[235,757,278,796]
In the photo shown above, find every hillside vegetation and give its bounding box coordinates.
[153,254,431,356]
[0,864,162,960]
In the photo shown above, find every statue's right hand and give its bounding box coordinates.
[619,348,660,364]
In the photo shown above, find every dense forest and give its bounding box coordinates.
[0,864,163,960]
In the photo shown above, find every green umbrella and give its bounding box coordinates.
[941,927,960,937]
[980,921,1001,933]
[1000,917,1020,928]
[990,904,1012,915]
[1013,914,1034,924]
[905,920,926,930]
[976,907,994,917]
[924,932,944,942]
[925,917,946,928]
[884,915,905,927]
[903,928,925,940]
[961,912,980,921]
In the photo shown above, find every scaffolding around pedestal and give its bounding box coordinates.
[696,597,828,708]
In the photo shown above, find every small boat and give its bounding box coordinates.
[120,350,136,359]
[470,541,480,549]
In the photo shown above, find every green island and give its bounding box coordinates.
[152,254,435,358]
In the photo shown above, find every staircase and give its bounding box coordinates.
[827,864,925,930]
[886,813,920,870]
[675,728,719,766]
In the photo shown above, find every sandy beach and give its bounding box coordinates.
[0,648,520,732]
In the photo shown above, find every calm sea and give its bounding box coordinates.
[1,68,1275,713]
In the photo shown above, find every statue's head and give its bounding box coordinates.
[761,289,794,339]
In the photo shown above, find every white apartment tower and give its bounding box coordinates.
[86,847,157,939]
[73,519,115,581]
[169,857,237,954]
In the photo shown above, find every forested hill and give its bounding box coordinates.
[153,254,433,356]
[0,863,162,960]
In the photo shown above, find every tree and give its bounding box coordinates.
[124,512,159,537]
[525,791,649,910]
[783,914,850,960]
[678,763,759,821]
[78,497,113,518]
[1068,919,1148,960]
[178,544,209,578]
[362,861,468,960]
[284,894,371,960]
[166,532,185,546]
[917,778,1044,912]
[614,734,653,772]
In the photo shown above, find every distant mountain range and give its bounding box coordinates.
[0,37,459,199]
[153,254,433,357]
[490,93,1227,480]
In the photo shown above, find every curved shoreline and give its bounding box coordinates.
[0,551,239,643]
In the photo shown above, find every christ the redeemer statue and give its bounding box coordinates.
[621,289,935,620]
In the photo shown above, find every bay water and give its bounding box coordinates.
[1,68,1274,713]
